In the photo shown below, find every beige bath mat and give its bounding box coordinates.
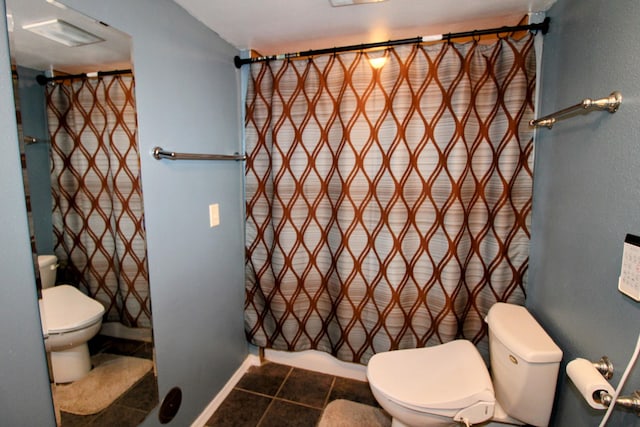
[318,399,391,427]
[53,353,153,415]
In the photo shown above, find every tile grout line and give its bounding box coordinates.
[237,387,329,411]
[256,365,293,427]
[323,376,337,409]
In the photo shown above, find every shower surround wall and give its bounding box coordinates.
[528,0,640,425]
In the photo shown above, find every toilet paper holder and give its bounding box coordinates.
[599,390,640,414]
[588,356,640,415]
[593,356,614,379]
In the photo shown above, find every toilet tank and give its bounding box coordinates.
[485,303,562,427]
[37,255,58,289]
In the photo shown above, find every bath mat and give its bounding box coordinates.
[53,353,153,415]
[318,399,391,427]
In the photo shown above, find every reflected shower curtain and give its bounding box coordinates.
[245,36,536,363]
[47,75,151,328]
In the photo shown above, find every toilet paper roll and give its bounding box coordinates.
[566,358,615,410]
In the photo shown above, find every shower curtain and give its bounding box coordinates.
[47,75,151,328]
[245,35,536,363]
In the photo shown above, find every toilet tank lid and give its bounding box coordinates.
[37,255,57,268]
[485,303,562,363]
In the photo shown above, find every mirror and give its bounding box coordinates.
[5,0,158,424]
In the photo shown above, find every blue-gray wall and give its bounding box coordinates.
[12,0,640,425]
[0,0,56,424]
[1,0,247,425]
[528,0,640,425]
[18,66,53,255]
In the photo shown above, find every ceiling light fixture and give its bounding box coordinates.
[369,56,387,69]
[22,19,104,47]
[368,50,388,69]
[330,0,388,7]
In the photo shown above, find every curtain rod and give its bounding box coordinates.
[234,17,549,68]
[35,69,133,86]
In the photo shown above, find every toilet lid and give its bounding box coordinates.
[41,285,105,334]
[367,340,494,411]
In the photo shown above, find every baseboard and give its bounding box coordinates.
[100,322,153,343]
[190,354,261,427]
[263,348,367,381]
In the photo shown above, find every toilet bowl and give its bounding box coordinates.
[367,303,562,427]
[369,340,495,427]
[38,255,105,383]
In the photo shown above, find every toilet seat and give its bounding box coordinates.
[367,340,495,413]
[41,285,105,334]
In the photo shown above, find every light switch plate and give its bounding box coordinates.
[209,203,220,228]
[618,234,640,301]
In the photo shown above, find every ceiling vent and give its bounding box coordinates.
[330,0,388,6]
[22,19,104,47]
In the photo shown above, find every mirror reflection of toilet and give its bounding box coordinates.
[37,255,106,384]
[367,303,562,427]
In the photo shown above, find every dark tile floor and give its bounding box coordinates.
[58,335,158,427]
[206,362,380,427]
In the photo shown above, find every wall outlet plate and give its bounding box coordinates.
[209,203,220,228]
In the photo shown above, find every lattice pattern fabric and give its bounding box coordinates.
[47,75,151,328]
[245,37,536,363]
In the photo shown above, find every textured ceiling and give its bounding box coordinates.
[6,0,557,73]
[173,0,557,54]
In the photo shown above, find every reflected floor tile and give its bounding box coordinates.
[90,404,148,427]
[117,372,159,412]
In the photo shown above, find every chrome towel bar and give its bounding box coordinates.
[24,135,49,144]
[530,91,622,129]
[152,146,246,161]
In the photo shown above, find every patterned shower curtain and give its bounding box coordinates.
[47,75,151,328]
[245,35,536,363]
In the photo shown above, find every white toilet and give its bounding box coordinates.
[367,303,562,427]
[38,255,105,383]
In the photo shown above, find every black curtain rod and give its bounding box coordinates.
[234,17,549,68]
[35,69,133,86]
